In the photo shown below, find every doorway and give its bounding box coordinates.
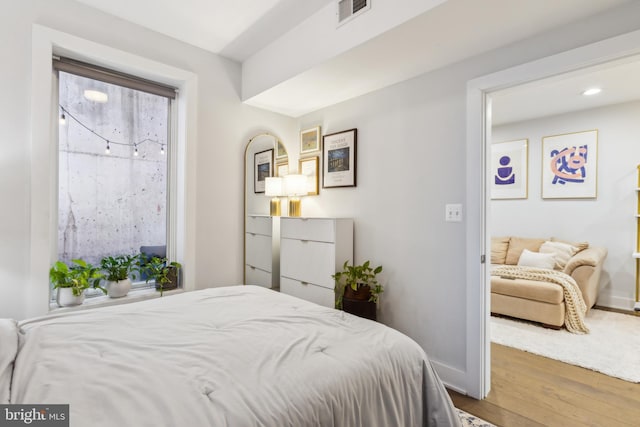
[465,29,640,400]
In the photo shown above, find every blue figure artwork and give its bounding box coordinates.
[495,155,515,185]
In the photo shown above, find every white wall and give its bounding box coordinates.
[0,0,296,320]
[492,101,640,310]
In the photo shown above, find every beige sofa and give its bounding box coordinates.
[491,236,607,328]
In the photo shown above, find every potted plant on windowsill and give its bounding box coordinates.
[332,260,383,321]
[100,254,141,298]
[50,259,106,307]
[143,256,182,296]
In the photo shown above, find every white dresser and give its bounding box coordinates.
[280,217,353,307]
[245,215,280,289]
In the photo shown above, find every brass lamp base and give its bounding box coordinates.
[270,198,281,216]
[288,198,301,217]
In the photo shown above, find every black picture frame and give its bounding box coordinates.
[322,129,357,188]
[254,149,274,193]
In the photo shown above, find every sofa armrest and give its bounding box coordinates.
[563,246,607,309]
[563,246,607,276]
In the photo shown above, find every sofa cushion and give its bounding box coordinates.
[505,237,546,265]
[517,249,556,270]
[551,237,589,253]
[491,237,510,264]
[491,276,564,304]
[539,241,578,270]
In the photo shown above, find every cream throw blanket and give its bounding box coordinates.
[493,265,589,334]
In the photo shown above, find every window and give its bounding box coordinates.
[54,57,177,295]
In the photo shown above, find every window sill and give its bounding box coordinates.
[49,287,184,314]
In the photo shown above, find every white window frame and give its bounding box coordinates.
[30,25,198,318]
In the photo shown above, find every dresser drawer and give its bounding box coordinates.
[281,218,336,243]
[245,233,272,272]
[245,265,272,288]
[280,239,335,288]
[246,215,272,236]
[280,277,335,308]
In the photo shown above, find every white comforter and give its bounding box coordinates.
[8,286,460,426]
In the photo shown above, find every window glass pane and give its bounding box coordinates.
[57,71,168,272]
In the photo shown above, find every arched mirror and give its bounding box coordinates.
[243,133,289,288]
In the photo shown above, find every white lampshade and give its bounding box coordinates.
[265,177,284,197]
[284,174,308,197]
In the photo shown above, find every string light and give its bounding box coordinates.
[59,105,165,156]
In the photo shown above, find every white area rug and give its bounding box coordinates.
[491,309,640,383]
[458,409,496,427]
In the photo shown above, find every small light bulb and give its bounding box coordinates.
[582,87,601,96]
[105,141,111,154]
[160,145,165,155]
[134,145,139,156]
[59,113,66,125]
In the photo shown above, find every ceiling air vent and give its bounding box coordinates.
[337,0,370,26]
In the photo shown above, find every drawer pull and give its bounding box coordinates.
[300,281,309,286]
[300,239,309,243]
[249,266,256,270]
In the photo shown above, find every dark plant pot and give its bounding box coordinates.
[155,266,179,292]
[343,284,376,321]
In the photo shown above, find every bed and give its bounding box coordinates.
[1,286,461,426]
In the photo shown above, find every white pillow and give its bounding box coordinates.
[539,241,578,270]
[517,249,556,270]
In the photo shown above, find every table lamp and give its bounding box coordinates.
[265,177,284,216]
[284,174,308,217]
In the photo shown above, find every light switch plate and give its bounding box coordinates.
[445,204,462,222]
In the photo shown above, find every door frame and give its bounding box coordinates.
[465,28,640,399]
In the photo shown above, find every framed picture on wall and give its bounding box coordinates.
[299,156,319,195]
[254,149,273,193]
[323,129,356,188]
[300,126,321,154]
[542,130,598,199]
[490,139,528,200]
[276,162,289,177]
[276,140,288,159]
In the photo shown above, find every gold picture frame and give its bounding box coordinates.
[299,157,319,196]
[300,126,321,154]
[490,139,528,200]
[276,162,289,177]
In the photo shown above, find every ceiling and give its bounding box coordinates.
[74,0,635,118]
[74,0,333,62]
[492,56,640,125]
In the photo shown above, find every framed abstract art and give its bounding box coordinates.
[490,139,528,200]
[542,130,598,199]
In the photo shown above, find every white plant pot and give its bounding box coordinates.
[107,278,132,298]
[57,287,85,307]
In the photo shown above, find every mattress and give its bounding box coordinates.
[7,286,460,426]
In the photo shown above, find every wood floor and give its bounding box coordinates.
[449,343,640,427]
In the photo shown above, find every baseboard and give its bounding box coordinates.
[431,359,467,395]
[595,293,635,311]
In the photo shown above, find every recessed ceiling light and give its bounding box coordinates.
[84,90,108,103]
[582,88,602,96]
